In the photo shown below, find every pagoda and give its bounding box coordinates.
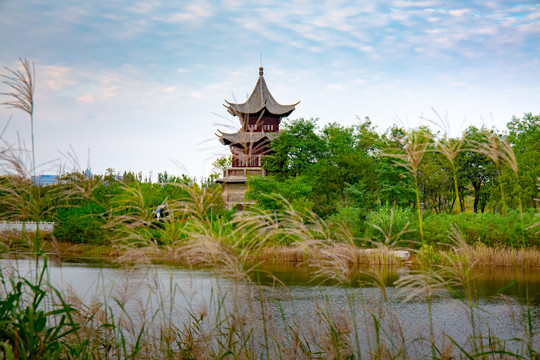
[216,67,299,210]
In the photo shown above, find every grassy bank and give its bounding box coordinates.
[0,165,538,359]
[31,239,540,269]
[1,187,539,359]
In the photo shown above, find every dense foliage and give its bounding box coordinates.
[251,114,539,215]
[0,114,537,249]
[246,114,539,244]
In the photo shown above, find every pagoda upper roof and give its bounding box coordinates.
[225,67,299,117]
[217,130,278,146]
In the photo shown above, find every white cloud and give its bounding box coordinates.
[517,22,540,33]
[128,2,156,14]
[77,94,95,104]
[392,0,439,8]
[528,10,540,20]
[168,3,213,24]
[162,86,177,94]
[41,65,76,91]
[475,26,496,35]
[223,0,243,7]
[449,9,469,17]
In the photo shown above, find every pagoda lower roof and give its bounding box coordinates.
[217,130,277,145]
[225,67,299,117]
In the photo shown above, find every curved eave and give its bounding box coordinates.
[225,73,299,116]
[216,130,276,146]
[225,103,298,117]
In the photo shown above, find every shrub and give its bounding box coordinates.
[422,209,538,247]
[0,261,80,358]
[54,202,107,245]
[364,204,415,247]
[328,206,365,239]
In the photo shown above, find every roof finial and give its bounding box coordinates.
[259,66,263,76]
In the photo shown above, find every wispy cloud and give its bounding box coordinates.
[392,0,439,8]
[41,65,76,91]
[167,3,214,24]
[1,0,539,178]
[449,8,469,17]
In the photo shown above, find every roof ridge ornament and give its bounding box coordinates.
[224,67,299,116]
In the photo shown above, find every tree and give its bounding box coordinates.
[457,126,497,213]
[264,118,326,178]
[418,146,454,214]
[209,156,232,183]
[506,113,539,209]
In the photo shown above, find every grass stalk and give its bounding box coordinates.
[1,58,36,180]
[384,129,430,243]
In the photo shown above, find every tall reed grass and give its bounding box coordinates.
[384,129,432,242]
[0,120,539,359]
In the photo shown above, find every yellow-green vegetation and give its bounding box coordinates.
[0,164,539,359]
[0,114,539,265]
[1,206,539,358]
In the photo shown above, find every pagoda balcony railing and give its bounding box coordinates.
[232,154,263,168]
[223,167,265,178]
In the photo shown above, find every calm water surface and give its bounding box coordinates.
[2,257,539,357]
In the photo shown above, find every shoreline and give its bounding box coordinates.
[3,239,538,268]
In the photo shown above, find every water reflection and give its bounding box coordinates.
[1,257,538,357]
[250,262,540,302]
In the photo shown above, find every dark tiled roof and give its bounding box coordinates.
[225,67,299,116]
[216,130,277,145]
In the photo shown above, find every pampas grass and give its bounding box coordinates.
[1,58,36,179]
[384,129,432,242]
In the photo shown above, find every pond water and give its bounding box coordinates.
[1,257,539,358]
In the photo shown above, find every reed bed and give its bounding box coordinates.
[0,127,539,358]
[446,243,540,268]
[1,250,538,359]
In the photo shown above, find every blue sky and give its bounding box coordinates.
[0,0,539,180]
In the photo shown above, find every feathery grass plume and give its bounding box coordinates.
[384,129,432,242]
[422,109,464,214]
[308,243,363,286]
[0,173,62,254]
[158,182,261,284]
[102,182,160,254]
[233,194,338,248]
[0,128,32,178]
[434,225,487,351]
[171,182,222,222]
[395,262,448,358]
[235,195,380,284]
[499,138,525,222]
[1,58,36,180]
[470,131,508,215]
[365,204,415,249]
[314,302,354,359]
[0,132,61,242]
[433,227,537,358]
[436,136,463,213]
